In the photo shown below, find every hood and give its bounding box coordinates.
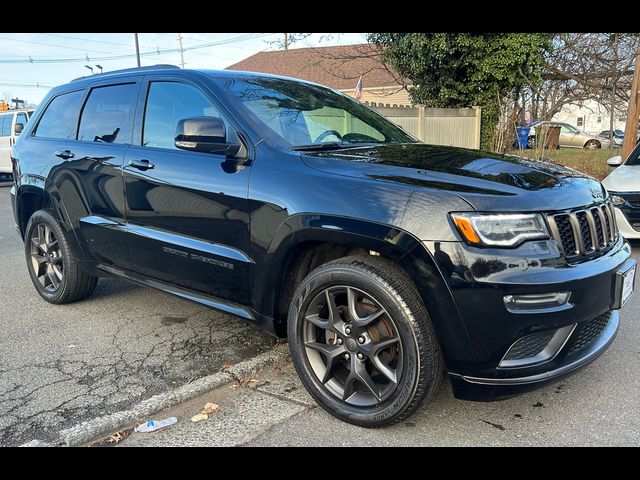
[301,143,607,212]
[601,165,640,193]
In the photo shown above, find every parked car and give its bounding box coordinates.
[0,109,33,178]
[528,121,608,149]
[599,130,624,148]
[10,66,635,427]
[602,146,640,239]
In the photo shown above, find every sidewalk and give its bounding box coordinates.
[110,358,314,447]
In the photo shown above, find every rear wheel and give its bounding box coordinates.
[25,210,98,304]
[585,140,601,149]
[288,256,443,427]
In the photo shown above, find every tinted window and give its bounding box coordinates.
[143,81,226,150]
[78,83,137,144]
[35,90,84,139]
[624,144,640,166]
[15,112,28,135]
[0,114,11,137]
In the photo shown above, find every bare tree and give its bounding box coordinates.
[526,33,639,125]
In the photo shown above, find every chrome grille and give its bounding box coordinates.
[547,202,618,260]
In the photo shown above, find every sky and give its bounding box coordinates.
[0,33,366,106]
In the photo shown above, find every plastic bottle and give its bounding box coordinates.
[134,417,177,433]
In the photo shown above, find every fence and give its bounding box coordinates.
[370,105,482,149]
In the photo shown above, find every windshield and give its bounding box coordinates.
[624,143,640,166]
[213,76,416,148]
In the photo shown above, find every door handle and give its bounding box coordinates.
[54,150,75,160]
[128,159,155,171]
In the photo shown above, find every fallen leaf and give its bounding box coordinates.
[223,362,233,369]
[191,413,208,423]
[202,403,220,414]
[107,432,123,443]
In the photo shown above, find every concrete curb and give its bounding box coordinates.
[57,343,290,447]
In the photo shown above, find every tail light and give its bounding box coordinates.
[10,146,18,179]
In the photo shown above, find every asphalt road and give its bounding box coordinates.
[0,185,277,446]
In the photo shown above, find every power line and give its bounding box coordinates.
[40,33,149,48]
[0,33,272,64]
[40,33,133,48]
[0,35,114,55]
[0,81,53,88]
[40,33,159,50]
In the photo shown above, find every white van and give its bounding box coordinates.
[0,109,33,177]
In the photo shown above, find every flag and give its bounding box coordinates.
[354,75,363,101]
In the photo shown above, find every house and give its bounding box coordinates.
[551,98,627,135]
[225,44,413,107]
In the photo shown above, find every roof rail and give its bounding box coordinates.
[71,64,180,82]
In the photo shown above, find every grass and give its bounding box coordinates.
[510,147,619,181]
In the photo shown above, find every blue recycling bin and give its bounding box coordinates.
[516,126,531,149]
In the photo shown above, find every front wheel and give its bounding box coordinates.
[288,256,443,427]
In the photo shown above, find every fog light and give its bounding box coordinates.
[503,292,571,314]
[499,324,576,368]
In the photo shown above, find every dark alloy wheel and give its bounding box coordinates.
[302,285,402,406]
[24,209,98,304]
[288,256,443,427]
[29,223,64,292]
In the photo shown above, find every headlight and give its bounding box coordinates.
[610,195,626,207]
[450,212,550,247]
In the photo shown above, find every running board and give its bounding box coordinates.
[98,264,256,321]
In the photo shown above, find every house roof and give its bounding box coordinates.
[225,43,409,90]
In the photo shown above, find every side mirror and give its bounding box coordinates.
[174,117,241,156]
[14,123,24,135]
[607,155,623,167]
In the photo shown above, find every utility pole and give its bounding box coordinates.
[284,33,288,51]
[178,33,185,68]
[622,42,640,160]
[134,33,141,67]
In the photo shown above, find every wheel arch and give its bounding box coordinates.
[254,213,472,369]
[16,183,52,237]
[16,176,87,262]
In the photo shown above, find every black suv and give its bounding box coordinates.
[10,65,636,427]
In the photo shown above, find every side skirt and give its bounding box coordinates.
[97,264,278,336]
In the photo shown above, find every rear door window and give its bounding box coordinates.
[34,90,84,139]
[78,83,138,144]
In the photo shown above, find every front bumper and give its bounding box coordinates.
[427,236,633,401]
[449,310,619,400]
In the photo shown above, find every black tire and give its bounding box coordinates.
[288,255,443,427]
[584,140,601,149]
[24,209,98,304]
[527,136,536,149]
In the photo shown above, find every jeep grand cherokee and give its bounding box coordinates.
[9,65,635,427]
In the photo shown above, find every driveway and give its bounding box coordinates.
[0,186,277,446]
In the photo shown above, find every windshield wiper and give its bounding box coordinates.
[291,141,387,151]
[291,142,354,151]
